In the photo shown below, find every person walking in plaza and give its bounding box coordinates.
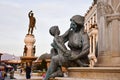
[0,69,4,80]
[10,68,15,79]
[25,63,31,79]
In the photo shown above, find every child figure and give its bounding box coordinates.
[49,26,71,57]
[49,26,88,67]
[44,26,70,79]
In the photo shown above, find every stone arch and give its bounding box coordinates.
[116,3,120,13]
[104,3,114,14]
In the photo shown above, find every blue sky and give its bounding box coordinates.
[0,0,93,57]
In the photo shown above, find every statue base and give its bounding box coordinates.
[20,56,37,66]
[20,56,37,61]
[47,67,120,80]
[96,53,120,67]
[66,67,120,80]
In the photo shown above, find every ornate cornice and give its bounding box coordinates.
[106,14,120,23]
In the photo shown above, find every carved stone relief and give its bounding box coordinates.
[116,4,120,13]
[104,3,114,14]
[97,2,105,16]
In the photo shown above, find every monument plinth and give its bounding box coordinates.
[21,34,37,66]
[24,34,35,57]
[67,67,120,80]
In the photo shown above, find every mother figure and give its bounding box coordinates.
[44,15,90,80]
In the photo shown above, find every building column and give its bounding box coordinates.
[93,34,96,54]
[89,36,92,54]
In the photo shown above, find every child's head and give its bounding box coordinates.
[49,26,60,36]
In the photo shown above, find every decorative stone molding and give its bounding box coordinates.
[97,1,120,25]
[117,4,120,13]
[104,3,114,14]
[106,14,120,24]
[97,2,105,16]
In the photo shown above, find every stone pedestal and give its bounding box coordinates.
[24,34,36,57]
[20,56,37,68]
[96,0,120,67]
[67,67,120,80]
[21,34,37,66]
[53,67,120,80]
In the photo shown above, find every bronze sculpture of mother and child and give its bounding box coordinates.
[44,15,90,80]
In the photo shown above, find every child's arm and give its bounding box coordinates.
[54,37,67,53]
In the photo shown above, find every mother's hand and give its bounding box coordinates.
[69,53,78,60]
[63,50,71,57]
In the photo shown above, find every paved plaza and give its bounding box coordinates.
[4,72,43,80]
[14,74,43,80]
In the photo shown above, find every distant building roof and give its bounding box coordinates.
[7,60,21,64]
[1,53,20,60]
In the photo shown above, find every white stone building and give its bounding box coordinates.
[84,0,98,67]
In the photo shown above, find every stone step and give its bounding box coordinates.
[14,77,120,80]
[55,77,103,80]
[67,67,120,80]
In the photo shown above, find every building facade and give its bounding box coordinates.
[84,1,98,67]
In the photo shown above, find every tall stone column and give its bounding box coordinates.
[89,36,92,54]
[97,0,120,66]
[93,34,95,54]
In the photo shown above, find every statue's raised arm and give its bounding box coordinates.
[28,10,36,35]
[28,10,32,17]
